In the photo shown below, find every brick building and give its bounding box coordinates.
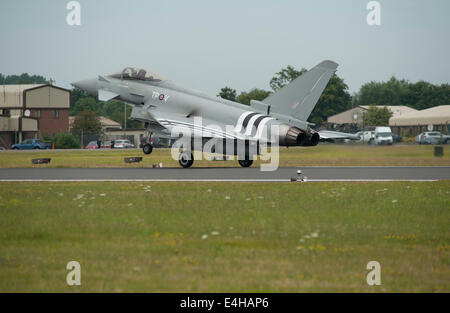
[0,84,70,149]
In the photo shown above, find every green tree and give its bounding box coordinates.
[310,74,352,125]
[405,81,450,110]
[354,77,450,110]
[70,97,102,116]
[362,105,393,126]
[270,65,307,91]
[217,87,237,101]
[103,100,124,117]
[70,88,88,110]
[236,88,271,106]
[51,133,80,149]
[72,110,102,134]
[109,105,143,129]
[0,73,48,84]
[357,77,409,107]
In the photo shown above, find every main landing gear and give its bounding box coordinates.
[238,158,253,168]
[178,151,194,168]
[177,152,253,169]
[143,144,153,155]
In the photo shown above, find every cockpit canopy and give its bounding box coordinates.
[108,67,165,82]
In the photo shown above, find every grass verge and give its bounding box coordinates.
[0,181,448,292]
[0,144,449,168]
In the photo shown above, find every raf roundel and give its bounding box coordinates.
[159,94,165,101]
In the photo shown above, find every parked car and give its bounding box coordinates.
[85,141,99,149]
[114,139,135,149]
[374,127,393,145]
[101,140,112,149]
[415,132,450,144]
[12,139,51,150]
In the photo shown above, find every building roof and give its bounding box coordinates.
[359,105,418,117]
[389,105,450,126]
[99,116,122,128]
[69,116,122,128]
[0,84,46,92]
[0,85,44,107]
[0,84,71,108]
[327,105,418,124]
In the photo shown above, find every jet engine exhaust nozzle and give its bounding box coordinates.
[278,124,320,147]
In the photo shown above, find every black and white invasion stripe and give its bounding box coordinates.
[235,111,275,139]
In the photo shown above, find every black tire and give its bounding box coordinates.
[34,147,40,150]
[178,151,194,168]
[143,144,153,155]
[12,147,18,150]
[238,159,253,168]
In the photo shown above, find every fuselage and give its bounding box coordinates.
[73,68,319,147]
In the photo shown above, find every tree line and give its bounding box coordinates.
[219,68,449,126]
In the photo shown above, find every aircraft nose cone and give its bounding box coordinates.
[72,78,98,96]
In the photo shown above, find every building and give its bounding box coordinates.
[327,105,417,126]
[0,84,71,149]
[69,115,122,132]
[104,128,147,147]
[69,115,146,147]
[389,105,450,136]
[99,116,122,131]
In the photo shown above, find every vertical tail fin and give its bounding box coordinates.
[263,60,338,121]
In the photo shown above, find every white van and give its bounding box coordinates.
[374,127,393,145]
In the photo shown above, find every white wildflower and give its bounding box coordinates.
[73,194,84,200]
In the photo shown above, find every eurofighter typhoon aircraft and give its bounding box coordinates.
[73,60,356,168]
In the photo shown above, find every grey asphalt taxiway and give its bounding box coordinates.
[0,167,449,182]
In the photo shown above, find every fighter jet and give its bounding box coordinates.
[73,60,354,168]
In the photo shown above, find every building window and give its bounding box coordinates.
[53,110,59,119]
[35,110,41,118]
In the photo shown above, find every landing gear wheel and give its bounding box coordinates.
[238,159,253,168]
[143,144,153,155]
[178,151,194,168]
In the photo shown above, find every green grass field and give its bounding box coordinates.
[0,144,449,168]
[0,181,448,292]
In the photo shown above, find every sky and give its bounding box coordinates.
[0,0,449,96]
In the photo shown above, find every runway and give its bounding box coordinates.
[0,167,449,182]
